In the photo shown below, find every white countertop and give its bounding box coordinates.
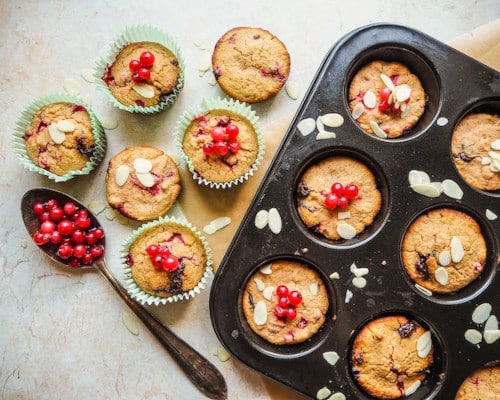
[1,1,499,399]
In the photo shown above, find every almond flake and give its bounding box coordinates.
[485,209,498,220]
[483,329,500,344]
[400,102,407,113]
[482,156,492,165]
[203,217,231,234]
[268,208,282,234]
[410,183,441,198]
[472,303,492,324]
[316,387,332,400]
[316,116,324,132]
[351,102,365,120]
[262,286,274,301]
[438,250,451,266]
[450,236,464,263]
[380,73,395,90]
[349,262,358,274]
[56,119,75,132]
[484,315,498,331]
[136,172,155,188]
[464,329,482,345]
[254,209,269,229]
[80,68,96,83]
[198,51,211,74]
[48,124,66,144]
[417,331,432,358]
[489,150,500,161]
[99,115,119,130]
[213,346,231,362]
[207,75,217,86]
[492,140,500,150]
[253,278,265,291]
[285,80,300,100]
[352,276,367,288]
[362,90,376,109]
[353,267,369,277]
[337,211,351,220]
[320,113,344,128]
[122,311,140,336]
[329,272,340,280]
[115,164,130,186]
[253,301,267,325]
[395,84,411,102]
[415,284,432,297]
[260,264,273,275]
[337,223,356,239]
[322,351,339,366]
[369,121,388,138]
[434,267,449,285]
[442,179,463,199]
[133,157,152,173]
[345,289,353,303]
[408,170,424,186]
[309,283,318,295]
[436,117,448,126]
[316,130,336,140]
[329,394,346,400]
[132,82,155,98]
[405,381,421,396]
[297,118,316,136]
[63,78,81,95]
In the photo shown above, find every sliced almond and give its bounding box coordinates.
[262,286,274,301]
[337,211,351,220]
[349,262,358,274]
[309,283,318,295]
[316,387,332,400]
[329,393,346,400]
[485,209,498,220]
[351,102,365,120]
[450,236,464,263]
[297,118,316,136]
[253,301,267,325]
[99,114,119,130]
[436,117,448,126]
[369,121,388,138]
[352,276,367,288]
[434,267,449,285]
[268,208,282,234]
[416,331,432,358]
[254,209,269,229]
[132,82,155,98]
[322,351,340,366]
[408,170,425,186]
[380,73,395,90]
[320,113,344,128]
[484,315,498,331]
[122,311,140,336]
[438,250,451,266]
[337,222,356,239]
[345,289,353,303]
[213,346,231,362]
[253,278,265,291]
[483,329,500,344]
[472,302,492,324]
[48,124,66,144]
[491,139,500,150]
[489,150,500,161]
[115,164,130,186]
[464,329,482,345]
[260,263,273,275]
[136,172,155,188]
[198,51,211,73]
[362,90,377,109]
[353,267,369,277]
[415,284,433,297]
[482,156,492,165]
[63,78,81,96]
[442,179,463,200]
[410,183,442,198]
[395,84,411,102]
[56,119,75,132]
[316,130,336,140]
[285,80,300,100]
[80,68,96,83]
[133,157,152,173]
[405,381,421,396]
[203,216,231,234]
[329,272,340,280]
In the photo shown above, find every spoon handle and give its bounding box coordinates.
[96,260,227,400]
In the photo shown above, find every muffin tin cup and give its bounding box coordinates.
[94,24,185,114]
[12,93,107,182]
[209,23,500,399]
[121,215,213,306]
[175,96,265,189]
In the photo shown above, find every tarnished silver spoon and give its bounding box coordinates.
[21,187,227,400]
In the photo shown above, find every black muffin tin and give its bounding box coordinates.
[209,23,499,399]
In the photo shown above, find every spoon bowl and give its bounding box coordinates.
[21,187,227,400]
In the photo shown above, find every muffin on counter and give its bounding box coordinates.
[212,27,290,103]
[241,259,329,345]
[96,25,184,113]
[176,97,263,188]
[451,112,500,191]
[401,208,487,294]
[296,156,382,240]
[105,146,181,221]
[14,94,106,182]
[348,60,427,138]
[123,216,212,305]
[350,315,434,399]
[455,365,500,400]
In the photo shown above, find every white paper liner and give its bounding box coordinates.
[121,216,213,306]
[175,97,264,189]
[12,93,106,182]
[94,24,185,114]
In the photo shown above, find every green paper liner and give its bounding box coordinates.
[175,97,264,189]
[12,93,106,182]
[95,25,185,114]
[121,216,213,306]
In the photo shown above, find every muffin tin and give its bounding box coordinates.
[209,23,499,399]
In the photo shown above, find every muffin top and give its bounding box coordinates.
[455,365,500,400]
[181,108,259,184]
[102,41,181,107]
[106,146,181,221]
[24,102,95,176]
[212,27,290,103]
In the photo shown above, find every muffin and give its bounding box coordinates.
[451,112,500,191]
[350,315,434,399]
[455,365,500,400]
[13,94,106,182]
[96,25,184,113]
[212,27,290,103]
[348,60,427,138]
[241,259,329,345]
[401,208,487,294]
[105,146,181,221]
[176,97,263,188]
[296,156,382,240]
[123,216,212,305]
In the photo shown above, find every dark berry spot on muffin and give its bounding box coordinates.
[397,321,416,338]
[458,152,473,162]
[415,253,430,280]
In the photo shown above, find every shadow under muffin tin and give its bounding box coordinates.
[209,23,499,399]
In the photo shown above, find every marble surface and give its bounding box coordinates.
[0,1,499,399]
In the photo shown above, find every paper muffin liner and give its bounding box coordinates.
[121,215,213,306]
[95,24,185,114]
[12,93,107,182]
[175,97,264,189]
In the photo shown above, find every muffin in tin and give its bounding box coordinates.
[455,365,500,400]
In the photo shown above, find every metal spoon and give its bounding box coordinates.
[21,187,227,400]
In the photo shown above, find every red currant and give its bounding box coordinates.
[162,256,179,272]
[71,230,85,244]
[338,196,349,208]
[82,252,94,265]
[57,243,73,259]
[75,216,91,229]
[40,220,56,235]
[288,290,302,306]
[129,59,141,72]
[84,231,98,245]
[379,87,391,102]
[152,255,163,269]
[58,219,74,236]
[73,244,87,258]
[203,142,214,155]
[46,199,59,210]
[324,193,338,209]
[138,67,151,80]
[274,305,287,318]
[276,285,288,297]
[139,51,155,67]
[278,296,289,308]
[225,124,239,139]
[147,244,160,257]
[131,72,143,83]
[63,201,77,216]
[49,207,64,221]
[344,184,359,200]
[331,182,344,196]
[286,307,297,319]
[40,211,51,221]
[50,230,62,244]
[93,227,105,239]
[33,231,49,246]
[214,141,229,156]
[90,245,104,259]
[211,126,226,142]
[159,247,171,257]
[33,201,45,215]
[228,140,241,153]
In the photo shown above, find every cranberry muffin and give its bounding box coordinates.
[455,365,500,400]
